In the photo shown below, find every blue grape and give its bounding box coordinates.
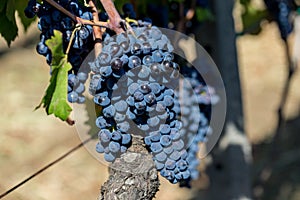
[150,142,163,153]
[149,131,161,142]
[114,112,126,123]
[117,121,130,132]
[96,116,109,129]
[128,56,141,69]
[172,140,184,151]
[100,66,113,77]
[109,141,121,153]
[75,83,85,94]
[181,170,191,179]
[135,101,146,110]
[155,161,165,170]
[165,159,176,170]
[133,90,144,101]
[155,151,167,162]
[160,124,171,135]
[36,42,49,56]
[149,83,161,95]
[126,108,136,120]
[151,50,164,63]
[98,129,112,143]
[121,133,131,145]
[68,91,79,103]
[94,92,110,107]
[104,152,116,162]
[147,116,160,127]
[169,150,181,161]
[96,142,105,153]
[114,100,128,112]
[160,135,172,147]
[77,72,88,82]
[121,146,128,153]
[163,145,174,154]
[103,105,116,118]
[144,93,156,104]
[140,84,151,94]
[138,66,151,79]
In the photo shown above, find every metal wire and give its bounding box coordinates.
[0,136,93,199]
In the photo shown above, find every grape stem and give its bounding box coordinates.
[66,117,75,126]
[99,0,125,34]
[66,26,81,55]
[44,0,108,28]
[89,0,104,57]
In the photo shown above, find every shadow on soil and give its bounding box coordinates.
[252,114,300,200]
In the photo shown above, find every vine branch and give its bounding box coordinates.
[89,0,104,57]
[99,0,124,34]
[44,0,108,28]
[98,136,159,200]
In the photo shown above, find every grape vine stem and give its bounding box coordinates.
[89,0,104,57]
[99,0,125,34]
[44,0,108,28]
[98,136,159,200]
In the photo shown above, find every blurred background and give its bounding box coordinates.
[1,0,300,199]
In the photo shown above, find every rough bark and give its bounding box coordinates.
[98,136,159,200]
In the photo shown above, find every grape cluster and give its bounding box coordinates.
[89,22,219,185]
[25,0,94,103]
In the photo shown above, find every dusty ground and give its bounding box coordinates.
[0,19,300,200]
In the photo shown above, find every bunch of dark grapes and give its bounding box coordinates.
[25,0,94,103]
[89,19,219,185]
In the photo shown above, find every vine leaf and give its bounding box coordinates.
[36,30,72,121]
[0,0,35,46]
[0,0,18,47]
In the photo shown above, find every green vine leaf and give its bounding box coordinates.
[0,0,18,46]
[36,30,72,121]
[0,0,35,46]
[6,0,16,22]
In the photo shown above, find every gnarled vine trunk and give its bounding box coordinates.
[98,136,159,200]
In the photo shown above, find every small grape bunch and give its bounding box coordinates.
[25,0,95,104]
